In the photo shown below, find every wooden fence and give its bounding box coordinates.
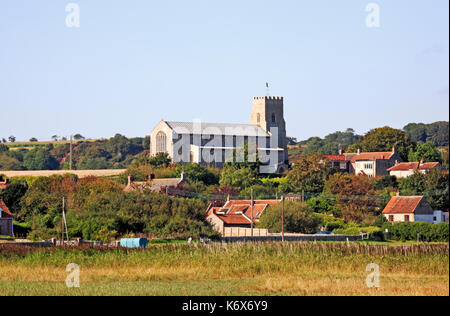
[223,227,269,237]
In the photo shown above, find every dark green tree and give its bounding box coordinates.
[347,126,414,161]
[408,141,442,162]
[257,201,321,234]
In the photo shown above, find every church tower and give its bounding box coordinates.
[250,96,288,168]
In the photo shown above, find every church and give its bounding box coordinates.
[150,96,288,173]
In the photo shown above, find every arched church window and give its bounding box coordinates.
[257,113,261,124]
[271,113,276,123]
[156,131,167,153]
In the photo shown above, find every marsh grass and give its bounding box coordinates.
[0,242,448,296]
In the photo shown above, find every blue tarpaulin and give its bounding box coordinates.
[120,238,149,249]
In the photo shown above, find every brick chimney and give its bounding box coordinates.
[420,157,425,166]
[357,148,361,155]
[339,148,344,155]
[396,190,400,197]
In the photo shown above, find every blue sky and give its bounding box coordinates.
[0,0,448,141]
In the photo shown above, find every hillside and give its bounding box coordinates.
[0,134,150,171]
[1,121,448,171]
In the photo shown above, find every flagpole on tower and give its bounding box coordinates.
[266,82,270,96]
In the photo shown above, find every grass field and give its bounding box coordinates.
[0,242,448,296]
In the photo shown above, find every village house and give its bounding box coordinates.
[124,172,187,194]
[387,160,444,179]
[325,146,403,178]
[150,96,289,174]
[206,198,281,236]
[382,193,448,224]
[0,199,14,237]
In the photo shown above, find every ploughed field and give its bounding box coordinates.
[0,242,448,296]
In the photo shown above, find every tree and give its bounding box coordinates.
[306,194,337,215]
[23,149,59,170]
[2,138,6,143]
[347,127,414,161]
[441,147,449,171]
[29,138,38,142]
[142,136,151,151]
[257,201,321,234]
[176,163,219,186]
[148,152,171,168]
[404,121,449,147]
[303,128,361,155]
[287,153,329,196]
[73,134,85,140]
[219,166,260,191]
[8,136,16,143]
[0,180,28,216]
[408,141,442,162]
[51,135,59,141]
[0,154,25,171]
[0,144,9,153]
[399,169,449,211]
[324,173,378,224]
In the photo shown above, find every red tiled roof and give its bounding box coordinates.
[324,155,348,161]
[218,214,252,225]
[208,199,280,225]
[226,200,280,206]
[388,162,440,172]
[350,152,394,162]
[325,151,395,162]
[382,196,424,214]
[0,199,13,218]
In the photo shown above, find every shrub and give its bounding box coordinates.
[257,201,321,234]
[382,222,449,242]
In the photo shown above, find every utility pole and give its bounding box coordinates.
[61,197,65,247]
[63,201,69,242]
[250,189,254,237]
[69,135,73,170]
[281,195,285,242]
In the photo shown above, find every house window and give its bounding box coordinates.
[389,215,394,222]
[364,163,373,169]
[404,215,410,222]
[156,131,167,153]
[257,113,261,124]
